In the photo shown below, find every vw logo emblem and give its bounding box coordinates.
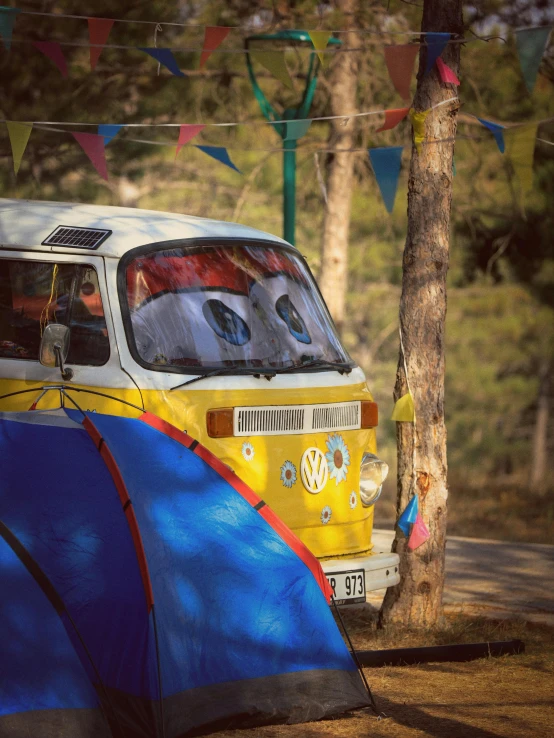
[300,447,329,494]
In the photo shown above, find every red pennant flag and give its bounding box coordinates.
[71,132,108,180]
[32,41,68,77]
[200,26,230,68]
[376,107,410,133]
[384,44,419,101]
[88,17,114,70]
[436,57,460,85]
[175,124,205,158]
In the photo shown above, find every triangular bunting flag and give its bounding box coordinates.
[32,41,68,77]
[409,108,431,155]
[477,117,505,153]
[283,119,312,141]
[424,32,450,75]
[0,6,20,51]
[408,512,430,550]
[397,495,418,537]
[436,57,460,85]
[195,145,240,173]
[140,48,186,77]
[98,124,122,146]
[391,391,415,422]
[175,124,205,157]
[384,44,419,101]
[249,49,293,90]
[368,146,404,213]
[71,132,109,181]
[88,17,114,71]
[515,26,552,93]
[200,26,230,68]
[6,121,32,176]
[376,107,410,133]
[505,123,538,196]
[308,31,332,65]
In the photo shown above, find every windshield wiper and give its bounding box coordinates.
[273,357,353,375]
[170,367,276,391]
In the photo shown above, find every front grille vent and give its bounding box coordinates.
[42,225,112,250]
[234,401,361,437]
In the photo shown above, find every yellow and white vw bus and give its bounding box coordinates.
[0,199,399,603]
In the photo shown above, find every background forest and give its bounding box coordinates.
[1,0,553,542]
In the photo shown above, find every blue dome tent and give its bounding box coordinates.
[0,407,370,737]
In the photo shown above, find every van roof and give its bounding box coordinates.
[0,199,289,259]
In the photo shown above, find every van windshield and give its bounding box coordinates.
[123,242,351,372]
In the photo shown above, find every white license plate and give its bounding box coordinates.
[326,569,366,605]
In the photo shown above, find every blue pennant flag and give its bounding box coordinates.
[139,47,186,77]
[515,26,552,93]
[397,495,419,537]
[477,117,505,153]
[98,124,123,146]
[284,119,312,141]
[0,6,21,51]
[368,146,404,213]
[195,145,241,173]
[425,32,450,75]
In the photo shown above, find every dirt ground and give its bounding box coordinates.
[205,613,554,738]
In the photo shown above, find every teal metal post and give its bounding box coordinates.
[245,31,342,245]
[283,139,296,245]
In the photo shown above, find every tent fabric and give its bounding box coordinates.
[0,409,370,737]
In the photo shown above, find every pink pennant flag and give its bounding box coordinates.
[32,41,68,77]
[200,26,230,68]
[175,124,206,158]
[384,44,419,101]
[408,512,430,550]
[71,132,108,181]
[436,57,460,85]
[88,17,114,70]
[376,107,410,133]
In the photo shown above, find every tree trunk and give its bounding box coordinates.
[318,0,360,336]
[379,0,463,628]
[531,359,551,494]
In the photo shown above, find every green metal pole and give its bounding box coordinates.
[283,138,297,245]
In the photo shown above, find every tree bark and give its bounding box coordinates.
[318,0,360,336]
[379,0,463,628]
[531,359,551,494]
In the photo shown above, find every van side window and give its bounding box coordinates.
[0,260,110,366]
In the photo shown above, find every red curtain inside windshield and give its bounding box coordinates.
[127,247,305,309]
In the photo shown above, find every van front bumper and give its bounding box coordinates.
[321,552,400,598]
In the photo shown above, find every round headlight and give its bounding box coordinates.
[359,453,389,507]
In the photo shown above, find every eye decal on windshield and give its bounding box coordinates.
[202,299,251,346]
[275,294,311,344]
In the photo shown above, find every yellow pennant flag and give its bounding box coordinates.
[250,49,293,90]
[505,124,538,197]
[409,108,431,155]
[308,31,331,66]
[6,121,33,175]
[391,392,416,422]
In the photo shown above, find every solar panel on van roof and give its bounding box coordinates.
[42,225,112,250]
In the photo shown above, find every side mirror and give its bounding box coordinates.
[39,324,74,381]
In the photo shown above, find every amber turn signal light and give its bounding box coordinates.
[361,401,378,428]
[206,408,234,438]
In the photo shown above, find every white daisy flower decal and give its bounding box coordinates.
[325,433,350,485]
[280,460,297,488]
[321,505,332,525]
[241,441,255,462]
[349,491,358,509]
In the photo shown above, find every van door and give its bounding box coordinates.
[0,251,132,409]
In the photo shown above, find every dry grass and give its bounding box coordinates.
[204,613,554,738]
